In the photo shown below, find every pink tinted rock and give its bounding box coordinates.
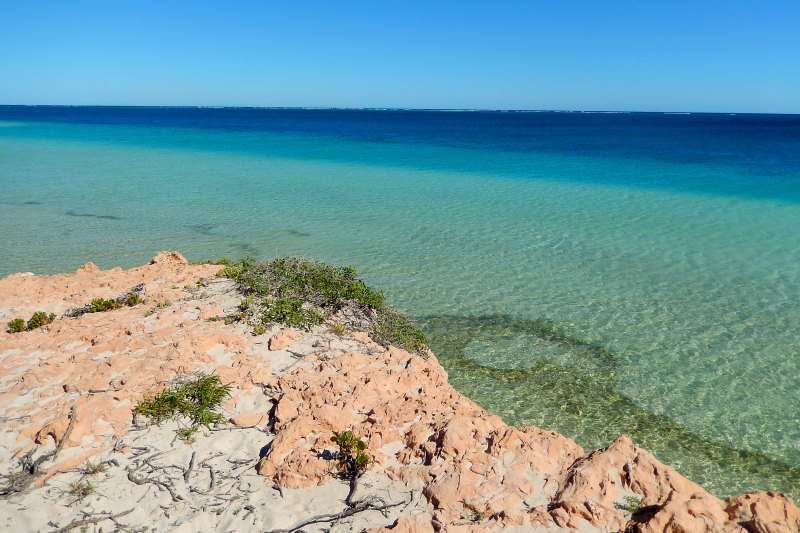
[149,250,188,265]
[230,412,266,427]
[268,329,301,351]
[370,513,435,532]
[726,491,800,533]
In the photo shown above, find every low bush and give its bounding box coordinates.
[260,297,324,330]
[6,318,25,333]
[134,374,231,435]
[218,257,428,354]
[27,311,55,330]
[89,298,122,313]
[6,312,56,333]
[67,479,95,504]
[331,430,371,476]
[372,309,428,354]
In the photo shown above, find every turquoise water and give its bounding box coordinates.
[1,109,799,499]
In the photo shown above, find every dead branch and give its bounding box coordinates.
[126,468,182,502]
[264,496,407,533]
[183,451,196,483]
[1,405,77,496]
[49,508,134,533]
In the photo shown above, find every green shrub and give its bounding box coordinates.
[26,311,55,331]
[329,322,347,336]
[219,256,428,353]
[134,374,231,433]
[372,309,428,354]
[260,297,324,330]
[228,257,384,311]
[331,430,370,476]
[89,298,122,313]
[81,460,109,476]
[616,495,643,514]
[218,257,252,280]
[239,295,254,311]
[125,293,143,306]
[6,318,25,333]
[67,480,95,503]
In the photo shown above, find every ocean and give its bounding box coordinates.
[1,106,799,498]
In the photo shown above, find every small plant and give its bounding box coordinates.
[134,374,232,435]
[252,323,266,336]
[239,295,254,311]
[156,300,171,309]
[329,322,347,336]
[331,429,371,506]
[331,430,371,477]
[67,479,95,503]
[465,509,485,523]
[26,311,55,331]
[176,426,199,441]
[125,293,142,306]
[218,260,248,279]
[224,314,243,325]
[81,460,108,476]
[616,495,642,514]
[6,318,25,333]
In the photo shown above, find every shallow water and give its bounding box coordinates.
[1,107,799,498]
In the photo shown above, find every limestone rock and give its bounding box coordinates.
[268,328,301,351]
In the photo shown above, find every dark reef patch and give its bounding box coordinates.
[188,223,217,236]
[231,242,260,258]
[65,210,122,221]
[418,314,800,497]
[284,229,311,238]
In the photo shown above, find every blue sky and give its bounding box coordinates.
[1,1,798,112]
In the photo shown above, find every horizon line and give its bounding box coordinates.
[0,103,798,116]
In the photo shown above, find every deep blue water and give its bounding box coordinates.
[1,106,799,499]
[3,106,800,197]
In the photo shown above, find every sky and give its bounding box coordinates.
[1,0,799,113]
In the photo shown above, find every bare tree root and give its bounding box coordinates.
[0,405,77,496]
[49,508,134,533]
[265,495,407,533]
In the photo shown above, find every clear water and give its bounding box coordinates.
[1,107,799,499]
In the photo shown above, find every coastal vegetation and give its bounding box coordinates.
[6,311,55,333]
[6,318,25,333]
[219,257,428,354]
[65,284,145,318]
[331,430,371,506]
[89,292,142,312]
[66,479,95,504]
[332,430,371,477]
[134,374,231,439]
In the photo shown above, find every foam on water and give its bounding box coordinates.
[1,110,799,498]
